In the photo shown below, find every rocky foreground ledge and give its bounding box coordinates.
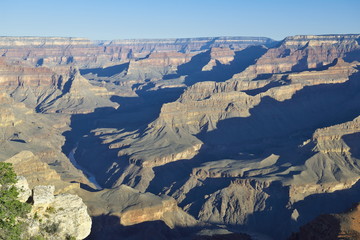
[15,178,92,240]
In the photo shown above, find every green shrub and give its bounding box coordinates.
[65,234,76,240]
[0,162,31,240]
[29,235,45,240]
[43,222,59,234]
[45,206,56,214]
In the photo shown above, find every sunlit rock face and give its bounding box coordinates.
[0,58,118,114]
[28,184,91,240]
[234,34,360,80]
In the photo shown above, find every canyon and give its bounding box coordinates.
[0,34,360,239]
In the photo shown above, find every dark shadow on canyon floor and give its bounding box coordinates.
[86,215,252,240]
[293,180,360,234]
[243,79,288,95]
[62,85,185,188]
[80,63,130,77]
[197,69,360,164]
[288,214,341,240]
[144,69,360,239]
[148,69,360,197]
[87,215,191,240]
[162,45,268,86]
[344,49,360,63]
[343,132,360,160]
[184,46,268,86]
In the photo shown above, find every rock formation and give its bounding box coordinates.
[28,185,91,240]
[11,175,92,240]
[0,58,118,114]
[93,184,197,228]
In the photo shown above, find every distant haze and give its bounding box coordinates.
[1,0,359,40]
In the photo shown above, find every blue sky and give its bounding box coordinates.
[1,0,359,40]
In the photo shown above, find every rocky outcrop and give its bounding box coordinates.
[197,179,271,225]
[289,180,360,204]
[6,152,61,185]
[75,184,197,230]
[51,194,92,239]
[289,114,360,202]
[33,185,56,205]
[10,174,92,240]
[107,185,197,228]
[14,176,32,202]
[0,92,26,128]
[27,184,92,240]
[5,151,81,194]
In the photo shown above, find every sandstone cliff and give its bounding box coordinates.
[234,34,360,80]
[5,151,80,193]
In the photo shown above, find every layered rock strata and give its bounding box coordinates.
[0,36,275,68]
[235,34,360,80]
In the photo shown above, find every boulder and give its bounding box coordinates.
[28,185,92,239]
[51,194,92,239]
